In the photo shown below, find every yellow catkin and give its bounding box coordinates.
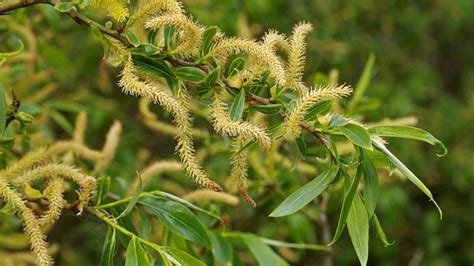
[230,136,256,207]
[127,161,182,196]
[0,148,47,181]
[119,58,222,191]
[263,29,290,54]
[46,141,103,162]
[183,189,239,205]
[90,0,129,22]
[286,22,314,93]
[38,177,65,225]
[210,94,272,150]
[210,38,287,86]
[145,14,203,57]
[139,97,208,139]
[0,177,52,266]
[19,164,96,213]
[128,0,183,26]
[94,121,122,172]
[284,85,353,140]
[63,112,88,164]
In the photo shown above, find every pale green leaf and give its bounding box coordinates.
[125,237,150,266]
[229,89,246,121]
[340,123,373,150]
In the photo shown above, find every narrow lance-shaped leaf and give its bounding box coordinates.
[226,57,246,77]
[99,227,117,266]
[348,54,375,115]
[270,166,339,217]
[339,123,373,150]
[125,236,151,266]
[139,196,212,249]
[347,190,369,266]
[229,89,246,121]
[295,137,307,159]
[176,67,207,82]
[362,150,379,218]
[200,26,218,57]
[329,152,365,246]
[373,140,443,219]
[117,173,142,219]
[241,234,288,266]
[369,125,447,156]
[372,214,394,247]
[162,247,206,266]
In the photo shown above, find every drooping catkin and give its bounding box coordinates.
[119,58,222,191]
[210,94,272,150]
[0,177,52,266]
[284,85,353,140]
[38,177,65,225]
[230,136,256,207]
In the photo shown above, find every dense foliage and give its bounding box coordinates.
[1,0,472,265]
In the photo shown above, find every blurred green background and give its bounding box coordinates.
[1,0,473,265]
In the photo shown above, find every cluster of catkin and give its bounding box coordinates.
[0,112,121,266]
[108,0,353,204]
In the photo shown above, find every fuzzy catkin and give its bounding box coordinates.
[210,95,272,150]
[119,58,222,191]
[145,14,203,57]
[284,85,353,140]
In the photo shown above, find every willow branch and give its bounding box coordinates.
[0,0,50,15]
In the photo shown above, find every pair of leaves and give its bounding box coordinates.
[132,54,179,94]
[270,165,339,217]
[139,196,212,249]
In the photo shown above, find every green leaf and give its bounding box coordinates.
[129,44,161,56]
[328,114,349,128]
[164,26,177,51]
[373,140,443,219]
[368,125,447,157]
[348,54,375,115]
[137,208,152,240]
[372,214,394,247]
[204,67,220,86]
[49,110,74,135]
[270,166,339,217]
[99,227,117,266]
[362,151,379,218]
[200,26,218,57]
[95,176,110,206]
[304,101,331,121]
[125,237,150,266]
[125,30,140,47]
[147,30,158,45]
[117,174,142,219]
[226,57,246,77]
[54,2,76,13]
[229,89,246,121]
[132,54,178,93]
[211,233,233,265]
[162,247,205,266]
[241,234,288,266]
[139,196,212,249]
[176,67,207,82]
[0,82,6,135]
[252,104,282,114]
[295,137,307,159]
[347,193,369,266]
[339,123,373,150]
[329,157,364,245]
